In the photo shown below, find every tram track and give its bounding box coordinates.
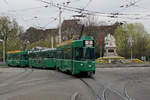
[93,78,135,100]
[0,66,149,100]
[78,77,136,100]
[79,78,102,100]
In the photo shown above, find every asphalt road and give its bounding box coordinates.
[0,66,150,100]
[95,67,150,100]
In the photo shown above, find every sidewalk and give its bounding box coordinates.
[96,63,150,68]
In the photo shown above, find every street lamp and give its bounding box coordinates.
[0,39,5,63]
[128,36,134,60]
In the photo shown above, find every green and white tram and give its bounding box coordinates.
[6,36,95,77]
[56,36,95,76]
[28,48,56,69]
[6,50,29,67]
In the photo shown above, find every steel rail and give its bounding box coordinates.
[79,78,102,100]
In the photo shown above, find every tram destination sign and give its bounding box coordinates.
[84,40,94,47]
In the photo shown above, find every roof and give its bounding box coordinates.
[7,50,21,54]
[57,39,73,47]
[57,36,94,49]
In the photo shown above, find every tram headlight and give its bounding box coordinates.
[80,64,83,66]
[90,40,93,45]
[88,65,92,68]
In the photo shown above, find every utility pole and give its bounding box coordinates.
[99,33,103,57]
[131,45,133,60]
[58,7,62,44]
[129,35,134,60]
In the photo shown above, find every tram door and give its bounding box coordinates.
[63,48,72,72]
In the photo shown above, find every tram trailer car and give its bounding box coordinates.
[6,36,95,76]
[6,50,29,67]
[56,36,95,76]
[28,48,56,69]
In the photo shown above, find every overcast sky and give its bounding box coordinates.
[0,0,150,33]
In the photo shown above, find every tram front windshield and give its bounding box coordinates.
[75,47,94,60]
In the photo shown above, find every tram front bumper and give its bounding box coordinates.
[73,61,95,75]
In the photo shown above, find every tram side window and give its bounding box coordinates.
[60,51,64,59]
[47,52,51,58]
[12,54,15,60]
[18,54,21,60]
[52,52,56,58]
[40,52,44,59]
[64,48,72,59]
[29,53,36,59]
[41,51,48,59]
[15,54,20,60]
[56,51,58,59]
[33,54,37,59]
[56,50,64,59]
[29,54,32,59]
[52,52,54,58]
[48,52,53,58]
[23,54,28,60]
[14,54,17,60]
[52,52,55,58]
[7,55,10,60]
[16,54,19,60]
[11,55,13,60]
[10,55,12,60]
[74,48,83,60]
[46,51,50,58]
[37,53,41,59]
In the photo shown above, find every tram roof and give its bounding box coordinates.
[7,50,28,55]
[28,48,56,53]
[7,50,21,54]
[57,39,73,47]
[57,36,94,48]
